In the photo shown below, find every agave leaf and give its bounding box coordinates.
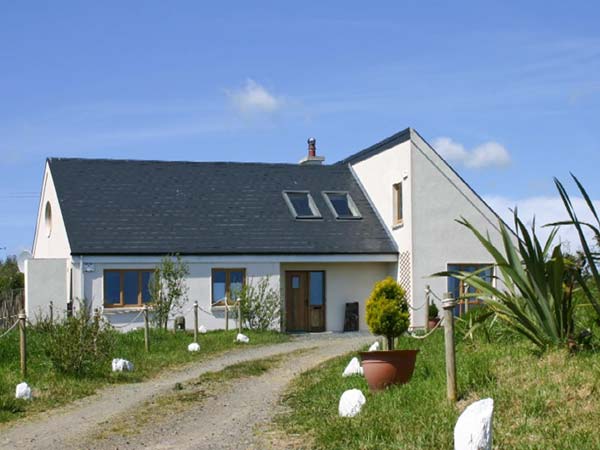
[435,208,577,350]
[554,177,600,318]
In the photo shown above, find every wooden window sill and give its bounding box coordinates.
[103,306,146,313]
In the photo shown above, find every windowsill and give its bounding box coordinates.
[103,306,146,313]
[211,305,238,311]
[335,216,362,221]
[392,221,404,230]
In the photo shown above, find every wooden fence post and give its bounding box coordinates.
[49,301,54,324]
[193,301,198,343]
[442,292,457,403]
[225,303,229,331]
[237,298,242,334]
[425,285,431,331]
[18,310,27,378]
[143,305,150,352]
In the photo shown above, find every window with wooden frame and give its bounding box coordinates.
[447,264,494,316]
[211,268,246,307]
[393,182,403,226]
[104,269,154,307]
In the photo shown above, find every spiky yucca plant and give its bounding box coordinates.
[551,175,600,323]
[438,212,578,350]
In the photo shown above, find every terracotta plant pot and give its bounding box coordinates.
[359,349,419,391]
[428,318,440,330]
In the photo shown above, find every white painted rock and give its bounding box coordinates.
[368,341,380,351]
[188,342,200,352]
[15,382,31,400]
[342,357,363,377]
[454,398,494,450]
[112,358,134,372]
[236,333,250,343]
[198,325,208,334]
[338,389,366,418]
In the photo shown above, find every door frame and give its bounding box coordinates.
[284,270,326,332]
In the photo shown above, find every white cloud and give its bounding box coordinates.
[467,142,511,168]
[431,137,468,160]
[433,137,511,169]
[227,79,282,114]
[484,195,600,251]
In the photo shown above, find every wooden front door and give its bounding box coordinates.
[285,271,325,332]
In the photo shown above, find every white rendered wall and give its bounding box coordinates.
[25,258,68,320]
[349,140,413,305]
[32,164,71,259]
[349,133,506,328]
[280,262,393,332]
[409,133,504,327]
[81,256,279,331]
[77,255,395,332]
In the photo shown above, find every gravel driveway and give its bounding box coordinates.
[1,333,372,450]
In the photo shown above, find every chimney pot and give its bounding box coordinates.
[308,137,316,157]
[299,137,325,165]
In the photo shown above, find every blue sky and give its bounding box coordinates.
[1,1,600,257]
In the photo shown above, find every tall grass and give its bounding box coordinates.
[277,332,600,450]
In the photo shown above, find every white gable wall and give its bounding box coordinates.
[349,139,413,304]
[410,132,504,327]
[349,131,506,328]
[26,164,73,318]
[32,163,71,259]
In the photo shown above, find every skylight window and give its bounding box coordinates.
[323,192,361,219]
[283,191,321,219]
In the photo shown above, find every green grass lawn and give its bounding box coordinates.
[0,327,288,424]
[278,332,600,450]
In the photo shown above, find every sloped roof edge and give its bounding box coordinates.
[338,127,517,237]
[336,127,412,166]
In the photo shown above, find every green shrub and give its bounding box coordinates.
[237,277,280,330]
[365,277,409,349]
[428,302,439,319]
[35,303,115,376]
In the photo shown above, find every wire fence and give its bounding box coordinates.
[0,317,19,339]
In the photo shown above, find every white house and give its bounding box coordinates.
[25,128,505,332]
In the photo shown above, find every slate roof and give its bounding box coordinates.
[48,158,397,255]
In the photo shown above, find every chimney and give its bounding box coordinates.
[299,137,325,165]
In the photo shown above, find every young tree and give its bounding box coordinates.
[237,277,280,330]
[0,256,24,292]
[149,254,189,329]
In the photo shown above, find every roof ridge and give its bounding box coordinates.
[336,127,412,165]
[47,157,340,168]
